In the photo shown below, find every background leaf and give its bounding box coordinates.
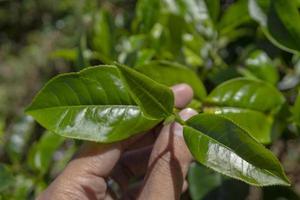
[0,164,14,192]
[135,60,207,100]
[239,50,279,85]
[188,162,222,200]
[27,131,65,175]
[249,0,300,53]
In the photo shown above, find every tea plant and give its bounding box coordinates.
[2,0,300,199]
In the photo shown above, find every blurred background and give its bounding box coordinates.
[1,0,300,199]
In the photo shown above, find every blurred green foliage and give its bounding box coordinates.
[1,0,300,199]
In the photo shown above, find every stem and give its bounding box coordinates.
[174,113,186,126]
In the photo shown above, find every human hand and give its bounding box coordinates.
[37,84,197,200]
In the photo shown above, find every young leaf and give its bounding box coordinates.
[205,0,220,23]
[135,60,207,100]
[26,65,160,143]
[27,131,65,175]
[240,50,279,85]
[117,63,174,119]
[184,114,290,186]
[218,0,251,35]
[204,78,285,144]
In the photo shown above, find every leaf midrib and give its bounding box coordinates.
[26,104,140,113]
[126,73,172,117]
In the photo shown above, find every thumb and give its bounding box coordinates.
[138,108,197,200]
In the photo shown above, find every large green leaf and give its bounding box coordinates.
[117,63,174,118]
[249,0,300,53]
[26,65,161,143]
[204,78,285,144]
[135,60,206,100]
[184,114,290,186]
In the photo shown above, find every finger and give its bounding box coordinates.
[38,142,123,200]
[138,108,197,200]
[171,83,194,108]
[125,127,159,151]
[111,146,152,191]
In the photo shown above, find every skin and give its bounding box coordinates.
[38,83,197,200]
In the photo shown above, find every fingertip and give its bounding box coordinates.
[173,108,198,137]
[179,108,198,121]
[171,84,194,108]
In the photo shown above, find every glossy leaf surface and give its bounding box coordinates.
[205,78,284,114]
[26,66,160,143]
[249,0,300,53]
[203,107,273,144]
[117,63,174,118]
[204,78,284,143]
[184,114,290,186]
[135,60,206,100]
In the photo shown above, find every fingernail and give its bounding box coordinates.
[173,108,197,137]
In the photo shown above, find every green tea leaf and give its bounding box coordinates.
[184,114,290,186]
[240,50,279,85]
[204,78,285,144]
[27,131,65,175]
[117,63,174,118]
[205,78,284,113]
[91,9,113,58]
[188,162,222,200]
[133,0,160,33]
[218,0,251,35]
[135,60,206,100]
[249,0,300,53]
[205,0,220,23]
[204,107,273,144]
[26,66,160,143]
